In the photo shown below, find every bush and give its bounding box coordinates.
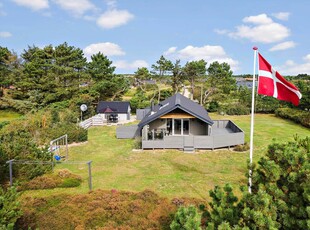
[21,169,82,190]
[225,104,250,115]
[0,121,9,130]
[233,143,250,152]
[170,206,202,230]
[21,175,61,190]
[275,107,310,128]
[61,178,81,188]
[207,101,219,112]
[132,137,142,149]
[43,123,88,144]
[0,186,22,229]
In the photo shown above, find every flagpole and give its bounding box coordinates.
[249,47,258,193]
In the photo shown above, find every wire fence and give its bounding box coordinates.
[6,159,93,191]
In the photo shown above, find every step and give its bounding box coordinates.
[183,146,195,153]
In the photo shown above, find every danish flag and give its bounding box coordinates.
[257,53,302,106]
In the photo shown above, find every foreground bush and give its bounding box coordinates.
[170,206,202,230]
[203,136,310,229]
[0,186,22,229]
[17,190,203,229]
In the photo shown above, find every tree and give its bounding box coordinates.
[171,60,185,94]
[204,184,240,229]
[183,60,207,100]
[87,52,115,82]
[134,67,152,92]
[251,135,309,229]
[53,42,88,99]
[0,47,11,89]
[205,61,236,102]
[0,121,52,182]
[151,55,173,101]
[0,47,18,93]
[203,136,310,229]
[296,80,310,110]
[129,90,150,112]
[170,206,202,230]
[0,186,22,229]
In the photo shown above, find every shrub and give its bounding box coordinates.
[275,107,310,128]
[61,178,81,188]
[44,123,88,144]
[0,121,9,130]
[225,104,250,115]
[0,186,22,229]
[21,170,82,190]
[207,101,219,112]
[233,143,250,152]
[132,137,142,149]
[21,175,61,190]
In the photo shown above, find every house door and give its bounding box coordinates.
[174,119,182,135]
[183,119,189,135]
[173,119,189,135]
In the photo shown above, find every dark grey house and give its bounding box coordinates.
[117,93,244,151]
[97,101,131,122]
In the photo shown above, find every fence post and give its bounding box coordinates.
[6,159,14,186]
[87,161,93,191]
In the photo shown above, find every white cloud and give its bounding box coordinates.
[105,0,117,9]
[272,12,290,21]
[53,0,96,16]
[243,14,273,25]
[0,3,6,16]
[83,42,126,59]
[113,60,149,70]
[0,31,12,38]
[12,0,49,11]
[163,45,239,71]
[279,54,310,75]
[97,9,134,29]
[228,14,290,43]
[163,47,177,56]
[269,41,296,51]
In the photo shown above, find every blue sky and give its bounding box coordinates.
[1,0,310,75]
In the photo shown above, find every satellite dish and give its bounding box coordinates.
[80,104,88,112]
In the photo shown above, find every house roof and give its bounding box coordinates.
[138,93,214,127]
[97,101,130,114]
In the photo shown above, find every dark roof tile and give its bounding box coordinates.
[138,93,213,127]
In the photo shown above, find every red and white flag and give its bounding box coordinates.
[257,53,302,106]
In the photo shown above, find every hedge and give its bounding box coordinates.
[275,107,310,128]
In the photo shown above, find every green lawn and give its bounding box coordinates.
[0,110,22,122]
[25,114,309,200]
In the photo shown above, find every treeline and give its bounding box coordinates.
[0,43,130,114]
[1,43,309,117]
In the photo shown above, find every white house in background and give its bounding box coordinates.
[96,101,131,123]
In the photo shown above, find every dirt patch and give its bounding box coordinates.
[68,141,88,147]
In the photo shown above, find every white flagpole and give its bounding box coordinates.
[249,47,258,193]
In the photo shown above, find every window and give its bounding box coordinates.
[172,118,189,135]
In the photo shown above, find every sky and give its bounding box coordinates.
[1,0,310,75]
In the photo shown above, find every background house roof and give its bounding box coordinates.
[97,101,130,114]
[138,93,214,127]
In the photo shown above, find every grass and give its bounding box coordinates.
[23,113,309,201]
[0,110,22,122]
